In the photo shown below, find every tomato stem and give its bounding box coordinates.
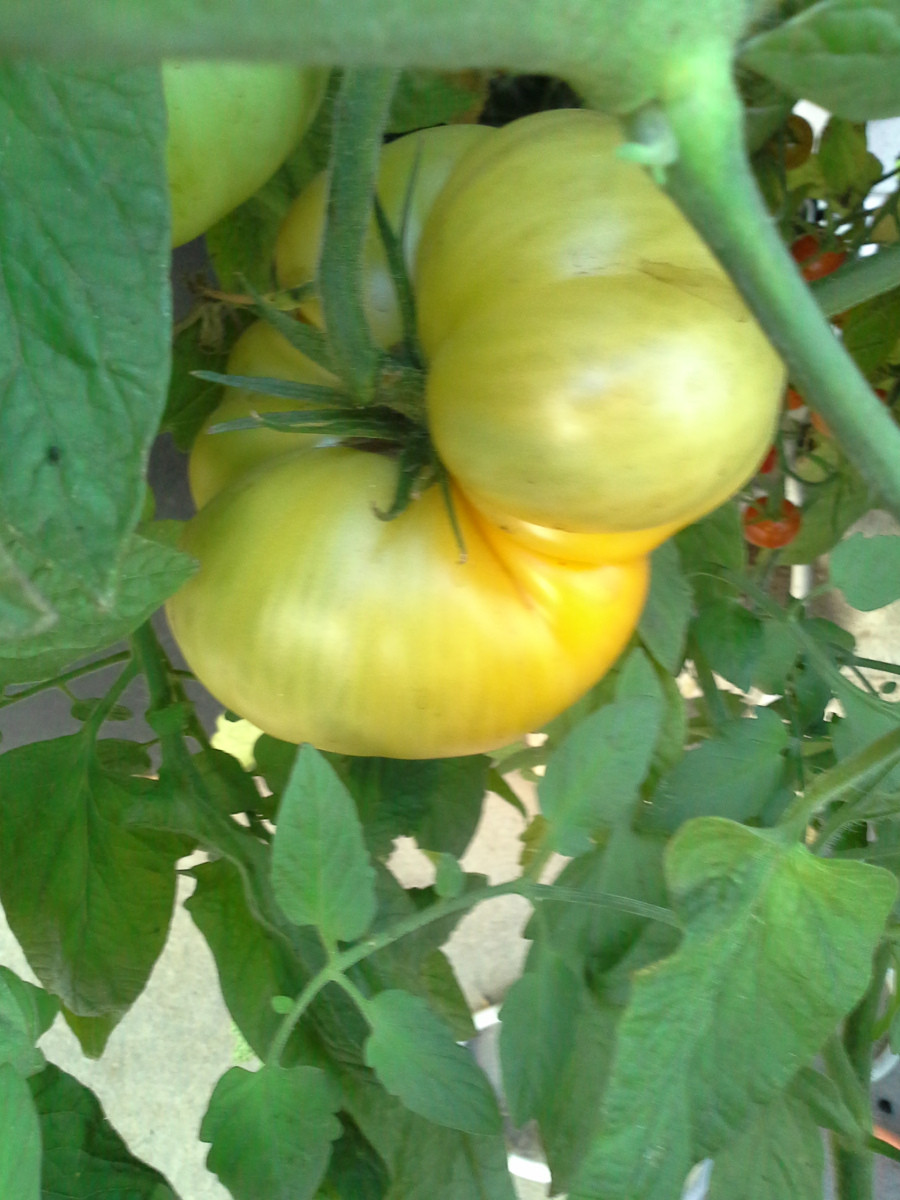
[319,68,399,403]
[643,49,900,524]
[0,649,131,710]
[265,875,679,1066]
[831,941,891,1200]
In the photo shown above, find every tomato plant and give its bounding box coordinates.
[4,13,900,1200]
[164,59,326,247]
[742,497,802,548]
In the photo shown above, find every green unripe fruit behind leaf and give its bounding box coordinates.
[164,58,326,247]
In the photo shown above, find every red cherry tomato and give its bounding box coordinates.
[743,499,801,549]
[758,446,777,474]
[784,386,805,411]
[790,235,847,282]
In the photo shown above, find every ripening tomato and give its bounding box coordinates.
[742,499,802,548]
[412,111,785,537]
[781,114,814,171]
[164,60,326,248]
[790,234,847,282]
[275,123,491,348]
[166,446,647,758]
[188,320,337,509]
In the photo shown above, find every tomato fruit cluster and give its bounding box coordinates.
[167,110,785,759]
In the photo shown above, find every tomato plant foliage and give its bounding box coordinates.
[1,8,900,1200]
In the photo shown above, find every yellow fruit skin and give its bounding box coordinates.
[167,448,648,759]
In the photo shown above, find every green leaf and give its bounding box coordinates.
[0,534,195,688]
[0,1064,41,1200]
[30,1062,178,1198]
[781,458,873,564]
[791,1063,869,1142]
[818,116,884,209]
[741,0,900,121]
[676,503,745,603]
[363,990,501,1135]
[388,69,485,131]
[535,990,621,1194]
[617,647,687,777]
[191,745,265,815]
[692,598,764,692]
[325,753,488,860]
[831,531,900,610]
[842,287,900,378]
[201,1064,342,1200]
[526,824,674,977]
[271,746,377,942]
[538,696,663,857]
[570,819,897,1200]
[61,1007,119,1060]
[344,1071,515,1200]
[0,541,56,643]
[356,867,475,1041]
[185,858,335,1066]
[638,540,692,673]
[751,619,800,695]
[162,315,230,453]
[829,675,900,815]
[641,708,790,833]
[321,1115,390,1200]
[0,734,184,1020]
[499,948,583,1127]
[431,854,466,899]
[706,1080,824,1200]
[0,64,169,602]
[0,967,58,1078]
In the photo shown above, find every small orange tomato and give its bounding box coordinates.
[742,499,802,549]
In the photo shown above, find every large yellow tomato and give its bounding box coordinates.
[167,445,647,759]
[413,109,786,537]
[164,60,326,248]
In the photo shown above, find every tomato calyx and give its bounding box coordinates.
[742,498,801,549]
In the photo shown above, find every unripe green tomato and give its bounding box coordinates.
[274,122,491,348]
[164,60,326,248]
